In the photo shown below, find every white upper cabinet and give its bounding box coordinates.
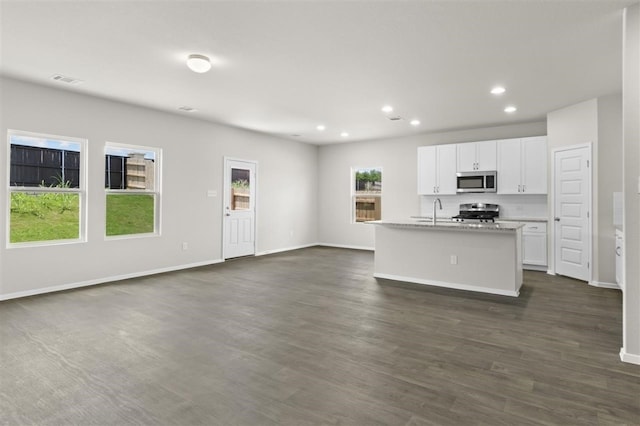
[418,144,457,195]
[456,140,497,172]
[522,137,547,194]
[497,137,547,194]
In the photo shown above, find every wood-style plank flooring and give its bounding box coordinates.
[1,247,638,425]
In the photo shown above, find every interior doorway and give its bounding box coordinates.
[552,144,592,282]
[223,158,257,259]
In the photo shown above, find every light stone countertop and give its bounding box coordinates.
[370,219,525,232]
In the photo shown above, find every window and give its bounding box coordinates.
[352,167,382,223]
[105,143,160,237]
[8,130,86,245]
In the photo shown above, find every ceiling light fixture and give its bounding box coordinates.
[381,105,393,113]
[186,54,212,73]
[491,86,506,95]
[410,119,421,126]
[317,125,326,131]
[341,132,349,138]
[504,106,517,113]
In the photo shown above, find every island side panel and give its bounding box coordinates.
[374,225,522,296]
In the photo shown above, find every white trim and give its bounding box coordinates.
[222,157,258,260]
[7,129,88,248]
[373,272,520,297]
[547,269,555,275]
[550,142,593,282]
[0,259,224,301]
[523,264,547,272]
[255,243,318,256]
[318,243,374,251]
[589,280,621,290]
[620,348,640,365]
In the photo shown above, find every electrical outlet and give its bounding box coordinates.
[450,255,458,265]
[182,242,188,251]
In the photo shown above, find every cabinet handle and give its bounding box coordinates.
[433,186,436,193]
[522,185,526,192]
[530,226,538,230]
[616,247,622,256]
[518,185,521,192]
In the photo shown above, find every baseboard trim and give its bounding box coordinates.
[0,259,224,301]
[373,272,519,297]
[317,243,374,251]
[589,280,620,290]
[547,269,555,275]
[523,264,547,272]
[620,348,640,365]
[255,243,318,256]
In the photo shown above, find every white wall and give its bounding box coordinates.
[0,77,318,299]
[622,3,640,364]
[597,94,623,286]
[317,121,547,249]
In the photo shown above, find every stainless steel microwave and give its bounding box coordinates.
[456,171,497,193]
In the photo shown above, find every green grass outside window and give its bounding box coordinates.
[106,194,155,236]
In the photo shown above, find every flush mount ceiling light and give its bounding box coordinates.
[317,125,326,131]
[381,105,393,113]
[186,54,212,73]
[410,119,421,126]
[491,86,506,95]
[341,132,349,138]
[504,105,517,113]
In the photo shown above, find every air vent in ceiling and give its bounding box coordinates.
[178,106,197,112]
[387,116,403,121]
[50,74,83,85]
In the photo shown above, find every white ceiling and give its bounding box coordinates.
[0,1,633,145]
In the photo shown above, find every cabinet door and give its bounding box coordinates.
[437,144,458,194]
[522,137,547,194]
[523,233,547,266]
[456,143,477,172]
[497,139,522,194]
[417,146,437,195]
[475,140,497,171]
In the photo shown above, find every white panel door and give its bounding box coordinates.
[223,159,256,259]
[554,146,591,281]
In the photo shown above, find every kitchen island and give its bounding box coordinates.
[371,220,524,296]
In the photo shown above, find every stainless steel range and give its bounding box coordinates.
[452,203,499,223]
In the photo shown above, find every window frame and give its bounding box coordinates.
[351,166,383,224]
[6,129,87,248]
[104,141,162,239]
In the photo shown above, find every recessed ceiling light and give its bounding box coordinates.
[491,86,506,95]
[381,105,393,113]
[504,106,517,113]
[186,54,212,73]
[317,125,326,131]
[410,119,421,126]
[341,132,349,137]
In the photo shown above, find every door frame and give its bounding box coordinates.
[549,142,593,282]
[222,156,258,260]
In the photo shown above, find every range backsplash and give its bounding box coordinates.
[419,194,547,219]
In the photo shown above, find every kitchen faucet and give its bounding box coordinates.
[432,198,442,225]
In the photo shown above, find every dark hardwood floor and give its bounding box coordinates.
[1,247,638,425]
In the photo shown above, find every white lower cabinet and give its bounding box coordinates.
[522,222,547,269]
